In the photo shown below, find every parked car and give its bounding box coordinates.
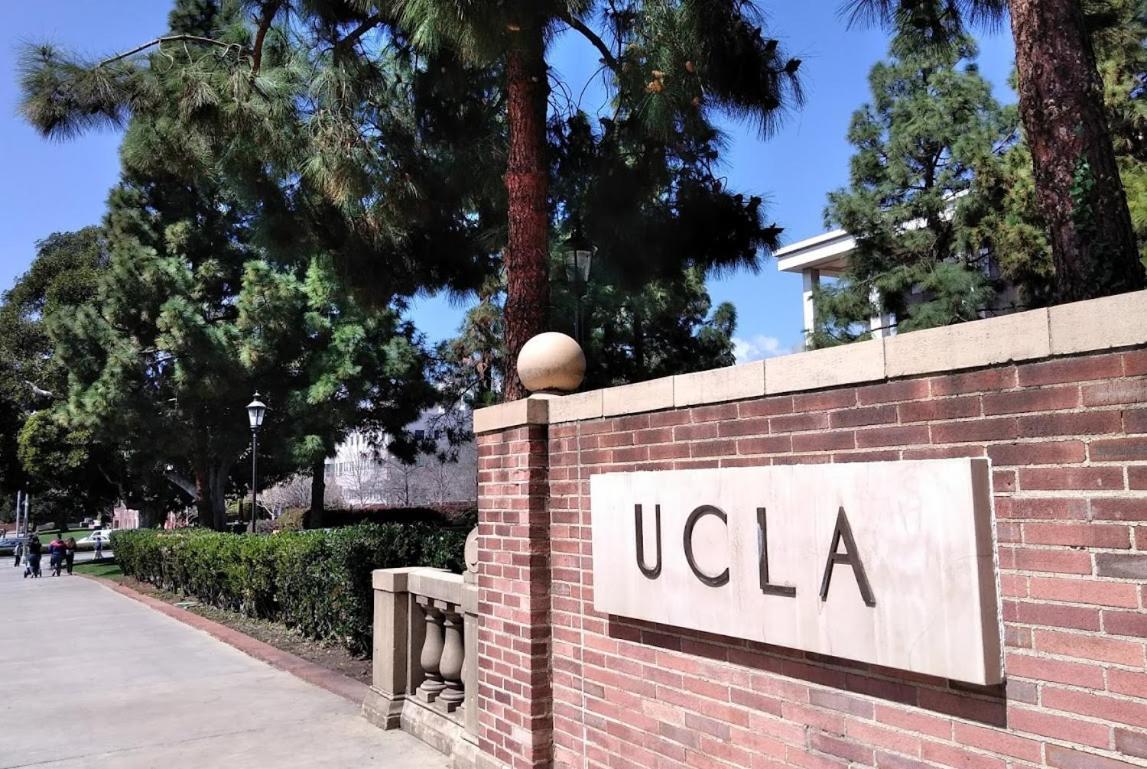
[78,530,115,548]
[0,537,24,549]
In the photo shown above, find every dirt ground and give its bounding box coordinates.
[118,576,373,685]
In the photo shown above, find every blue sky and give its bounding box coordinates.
[0,2,1017,358]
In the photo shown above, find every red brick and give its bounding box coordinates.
[717,417,770,437]
[874,704,952,740]
[808,731,873,765]
[1125,408,1147,434]
[873,752,934,769]
[674,423,719,441]
[1018,410,1124,438]
[931,418,1019,443]
[856,425,930,448]
[1090,437,1147,462]
[1096,553,1147,580]
[1106,610,1147,638]
[736,436,793,455]
[1002,498,1088,520]
[1084,380,1147,407]
[1012,601,1101,630]
[1127,351,1147,376]
[792,389,857,412]
[1109,668,1147,698]
[1036,629,1145,665]
[690,403,739,424]
[689,439,736,458]
[1005,652,1105,688]
[988,440,1086,466]
[1047,745,1138,769]
[1092,498,1147,521]
[993,469,1016,492]
[844,720,921,757]
[1018,466,1124,491]
[738,397,793,418]
[1029,577,1141,607]
[793,431,856,452]
[983,385,1080,415]
[1042,686,1147,728]
[921,740,1006,769]
[1133,466,1147,489]
[808,689,874,719]
[1018,354,1124,386]
[830,405,897,428]
[1023,522,1130,548]
[930,367,1017,396]
[953,722,1042,762]
[898,396,981,423]
[770,412,830,433]
[1116,728,1147,760]
[1008,547,1093,574]
[857,379,931,404]
[1008,706,1111,748]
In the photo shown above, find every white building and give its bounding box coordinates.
[776,225,1014,350]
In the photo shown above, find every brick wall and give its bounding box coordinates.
[476,315,1147,769]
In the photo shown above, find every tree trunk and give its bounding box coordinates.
[1010,0,1146,301]
[209,465,228,531]
[194,469,216,530]
[502,21,550,401]
[308,458,325,529]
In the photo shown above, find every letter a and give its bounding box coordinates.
[819,507,876,607]
[634,504,662,579]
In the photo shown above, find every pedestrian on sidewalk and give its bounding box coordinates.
[13,538,22,568]
[25,535,42,578]
[64,537,76,575]
[94,536,103,561]
[48,534,64,577]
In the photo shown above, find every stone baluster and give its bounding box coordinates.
[438,606,466,712]
[416,597,446,702]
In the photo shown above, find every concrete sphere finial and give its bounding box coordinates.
[518,332,586,394]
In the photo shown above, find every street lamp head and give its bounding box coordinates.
[246,393,267,431]
[562,226,594,289]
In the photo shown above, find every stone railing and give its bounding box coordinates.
[363,538,479,767]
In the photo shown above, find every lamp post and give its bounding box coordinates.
[562,226,594,344]
[246,393,267,533]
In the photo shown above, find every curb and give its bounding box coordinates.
[83,575,370,705]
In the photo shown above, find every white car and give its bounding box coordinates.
[78,530,115,548]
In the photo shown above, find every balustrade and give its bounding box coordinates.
[363,530,480,765]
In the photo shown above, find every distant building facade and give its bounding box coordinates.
[324,408,477,508]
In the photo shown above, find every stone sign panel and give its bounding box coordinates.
[590,458,1002,685]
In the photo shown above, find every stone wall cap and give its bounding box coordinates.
[474,290,1147,429]
[473,395,551,434]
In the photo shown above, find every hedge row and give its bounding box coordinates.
[112,523,468,657]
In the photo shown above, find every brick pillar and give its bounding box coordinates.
[475,397,552,769]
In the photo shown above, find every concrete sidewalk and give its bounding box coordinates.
[0,561,445,769]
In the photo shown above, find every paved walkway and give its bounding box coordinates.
[0,560,445,769]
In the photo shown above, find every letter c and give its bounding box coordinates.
[683,505,730,587]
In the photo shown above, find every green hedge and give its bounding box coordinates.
[112,523,467,656]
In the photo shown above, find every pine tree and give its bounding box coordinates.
[816,37,1011,346]
[20,0,802,401]
[843,0,1147,301]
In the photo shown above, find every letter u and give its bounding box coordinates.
[634,504,662,579]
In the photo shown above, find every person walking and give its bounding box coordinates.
[48,534,64,577]
[94,535,103,561]
[25,535,42,578]
[13,538,22,568]
[64,536,76,575]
